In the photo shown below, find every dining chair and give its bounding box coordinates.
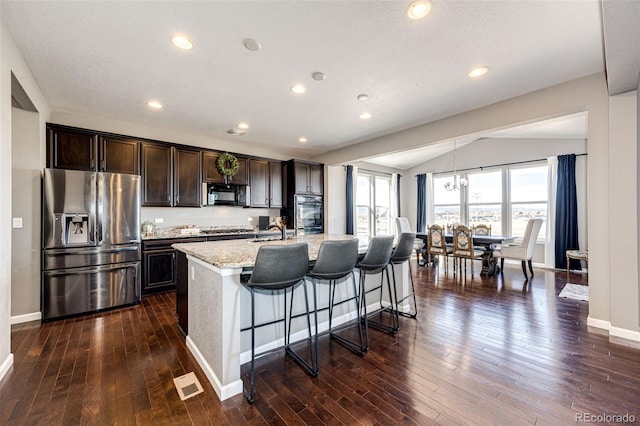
[493,219,543,279]
[396,217,424,264]
[452,225,484,278]
[426,224,452,271]
[473,224,492,236]
[240,243,315,403]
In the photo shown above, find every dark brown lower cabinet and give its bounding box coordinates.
[176,250,189,335]
[142,237,206,296]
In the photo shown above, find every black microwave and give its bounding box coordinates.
[203,184,249,207]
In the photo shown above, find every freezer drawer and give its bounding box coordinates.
[42,244,140,270]
[42,261,140,320]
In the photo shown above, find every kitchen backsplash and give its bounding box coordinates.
[140,206,279,229]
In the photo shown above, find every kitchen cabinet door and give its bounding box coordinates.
[143,248,176,294]
[269,161,283,208]
[47,126,97,171]
[141,142,172,206]
[249,159,269,207]
[174,148,201,207]
[99,136,140,174]
[294,162,310,194]
[203,151,249,185]
[308,163,323,195]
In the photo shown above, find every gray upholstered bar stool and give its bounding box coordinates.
[240,243,316,403]
[307,239,365,355]
[358,235,396,341]
[389,232,418,318]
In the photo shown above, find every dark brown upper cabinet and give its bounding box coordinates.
[249,160,282,208]
[141,142,172,207]
[173,148,201,207]
[141,143,202,207]
[47,124,140,174]
[202,151,248,185]
[291,160,323,195]
[99,136,140,174]
[47,125,98,171]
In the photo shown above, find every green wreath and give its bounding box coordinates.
[216,152,239,177]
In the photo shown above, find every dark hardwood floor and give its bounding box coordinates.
[2,262,638,425]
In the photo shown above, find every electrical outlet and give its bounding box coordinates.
[190,266,195,281]
[154,218,164,223]
[12,217,23,229]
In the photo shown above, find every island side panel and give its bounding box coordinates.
[186,255,243,400]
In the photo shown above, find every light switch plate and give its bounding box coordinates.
[12,217,23,229]
[154,218,164,223]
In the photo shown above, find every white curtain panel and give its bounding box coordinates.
[545,156,558,268]
[391,173,399,235]
[425,172,435,226]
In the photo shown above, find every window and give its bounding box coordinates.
[509,165,547,240]
[468,170,502,235]
[433,175,461,225]
[431,163,548,240]
[356,173,392,238]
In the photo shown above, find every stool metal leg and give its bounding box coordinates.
[326,271,367,355]
[243,287,256,403]
[284,283,318,377]
[363,266,399,335]
[394,260,418,319]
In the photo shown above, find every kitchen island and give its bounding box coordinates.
[172,234,411,401]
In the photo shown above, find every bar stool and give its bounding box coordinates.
[307,238,365,355]
[240,243,315,403]
[389,232,418,318]
[358,235,396,340]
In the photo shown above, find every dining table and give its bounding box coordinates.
[416,232,515,277]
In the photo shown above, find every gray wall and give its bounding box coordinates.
[11,107,41,317]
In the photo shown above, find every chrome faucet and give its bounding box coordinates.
[268,216,288,240]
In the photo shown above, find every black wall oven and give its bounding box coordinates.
[295,195,323,235]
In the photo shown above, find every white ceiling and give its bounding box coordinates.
[1,1,606,162]
[365,112,588,169]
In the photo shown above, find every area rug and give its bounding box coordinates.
[559,283,589,302]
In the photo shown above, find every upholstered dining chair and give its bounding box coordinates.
[426,224,452,271]
[473,224,492,236]
[492,218,543,279]
[451,225,484,278]
[396,217,424,264]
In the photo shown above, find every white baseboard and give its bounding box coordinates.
[587,316,610,331]
[587,316,640,345]
[10,311,42,325]
[0,353,14,381]
[186,336,243,401]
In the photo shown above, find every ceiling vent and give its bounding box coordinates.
[226,128,247,136]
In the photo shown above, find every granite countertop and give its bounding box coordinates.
[141,228,277,240]
[173,234,367,269]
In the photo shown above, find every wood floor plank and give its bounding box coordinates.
[2,264,638,424]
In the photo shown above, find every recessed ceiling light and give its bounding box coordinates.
[407,0,432,19]
[360,112,372,120]
[357,94,369,101]
[226,128,247,136]
[312,72,326,81]
[298,137,308,143]
[147,100,163,109]
[238,122,249,130]
[171,35,194,50]
[291,84,306,94]
[468,66,489,78]
[243,38,261,51]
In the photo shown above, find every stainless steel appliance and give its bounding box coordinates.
[294,195,323,235]
[202,183,249,206]
[42,168,141,320]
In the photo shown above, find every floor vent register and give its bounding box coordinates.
[173,372,204,401]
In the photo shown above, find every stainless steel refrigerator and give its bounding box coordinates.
[42,168,141,320]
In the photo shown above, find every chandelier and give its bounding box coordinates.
[443,140,468,191]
